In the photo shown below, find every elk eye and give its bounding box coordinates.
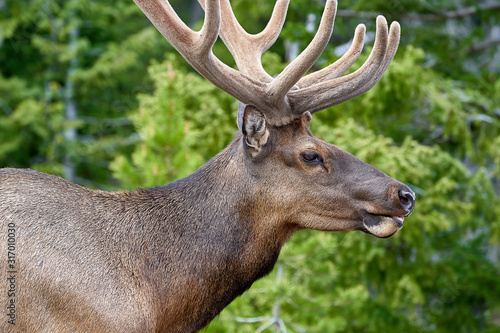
[301,152,322,164]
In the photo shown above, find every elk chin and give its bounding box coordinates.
[362,214,404,238]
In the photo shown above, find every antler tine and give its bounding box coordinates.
[134,0,267,113]
[255,0,290,52]
[267,0,337,105]
[197,0,289,82]
[288,16,400,114]
[133,0,217,65]
[344,21,400,102]
[297,23,365,88]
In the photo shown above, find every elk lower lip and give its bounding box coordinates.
[390,215,405,224]
[362,214,404,238]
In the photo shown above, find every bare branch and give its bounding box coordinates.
[469,37,500,53]
[337,3,500,21]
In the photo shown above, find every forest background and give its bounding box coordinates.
[1,0,500,331]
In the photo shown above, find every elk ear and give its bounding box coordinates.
[242,105,269,158]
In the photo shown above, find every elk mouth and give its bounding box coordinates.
[362,213,405,238]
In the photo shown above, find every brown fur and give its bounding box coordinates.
[0,115,413,332]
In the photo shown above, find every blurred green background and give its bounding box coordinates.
[1,0,500,331]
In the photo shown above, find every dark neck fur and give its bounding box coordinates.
[116,138,287,331]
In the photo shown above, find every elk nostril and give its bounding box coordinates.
[398,189,415,213]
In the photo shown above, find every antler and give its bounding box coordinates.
[134,0,400,126]
[198,0,289,83]
[133,0,267,111]
[289,16,400,114]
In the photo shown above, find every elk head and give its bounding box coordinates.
[134,0,415,238]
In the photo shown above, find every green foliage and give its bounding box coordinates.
[111,54,237,188]
[323,45,500,171]
[0,0,168,186]
[0,73,66,175]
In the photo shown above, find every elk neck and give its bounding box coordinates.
[107,134,296,330]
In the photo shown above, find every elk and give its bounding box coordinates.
[0,0,415,332]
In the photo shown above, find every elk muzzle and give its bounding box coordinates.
[362,183,415,238]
